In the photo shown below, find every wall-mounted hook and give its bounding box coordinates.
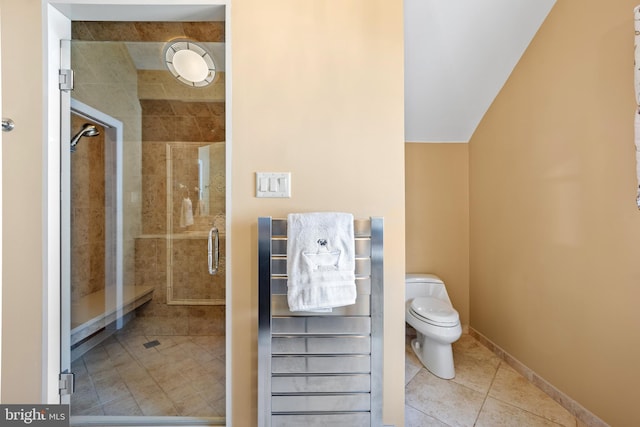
[2,118,15,132]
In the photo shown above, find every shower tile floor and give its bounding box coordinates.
[70,317,225,418]
[405,333,580,427]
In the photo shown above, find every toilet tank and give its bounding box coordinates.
[405,273,451,304]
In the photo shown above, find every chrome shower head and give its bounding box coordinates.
[70,123,100,152]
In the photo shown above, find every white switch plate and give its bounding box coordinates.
[256,172,291,198]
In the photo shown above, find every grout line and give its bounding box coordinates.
[73,326,226,418]
[472,359,501,426]
[105,339,144,416]
[119,331,217,416]
[469,328,609,427]
[113,332,169,416]
[71,356,105,416]
[484,394,571,427]
[405,400,456,427]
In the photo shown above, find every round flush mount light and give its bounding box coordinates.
[163,39,216,87]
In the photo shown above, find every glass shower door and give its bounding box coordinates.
[65,25,227,424]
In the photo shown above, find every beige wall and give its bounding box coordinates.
[469,1,640,425]
[1,1,406,426]
[231,1,405,425]
[0,0,44,402]
[405,143,469,325]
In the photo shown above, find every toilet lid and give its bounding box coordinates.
[410,297,459,326]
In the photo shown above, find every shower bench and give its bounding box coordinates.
[70,285,154,360]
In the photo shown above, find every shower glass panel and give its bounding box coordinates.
[166,141,225,305]
[67,23,226,424]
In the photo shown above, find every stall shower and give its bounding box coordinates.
[66,20,227,424]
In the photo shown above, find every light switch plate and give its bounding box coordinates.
[256,172,291,198]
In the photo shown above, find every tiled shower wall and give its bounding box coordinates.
[139,99,225,235]
[70,115,105,303]
[133,235,225,335]
[71,41,142,289]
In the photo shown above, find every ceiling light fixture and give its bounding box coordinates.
[163,39,216,87]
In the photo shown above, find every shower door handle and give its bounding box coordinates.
[208,227,219,275]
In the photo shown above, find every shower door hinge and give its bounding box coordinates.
[59,69,74,92]
[58,372,75,396]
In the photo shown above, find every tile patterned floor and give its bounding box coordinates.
[73,322,574,425]
[406,334,578,427]
[70,318,226,418]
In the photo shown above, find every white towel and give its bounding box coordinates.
[180,197,194,227]
[286,212,357,312]
[197,198,208,216]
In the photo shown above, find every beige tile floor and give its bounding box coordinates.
[70,318,226,418]
[72,321,575,425]
[406,333,578,427]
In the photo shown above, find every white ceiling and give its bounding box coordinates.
[404,0,556,142]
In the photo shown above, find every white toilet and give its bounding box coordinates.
[405,273,462,379]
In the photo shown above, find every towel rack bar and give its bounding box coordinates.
[271,413,370,427]
[272,393,371,413]
[271,295,371,317]
[272,374,371,393]
[272,316,371,335]
[271,413,372,426]
[271,238,372,257]
[272,356,371,375]
[271,277,371,296]
[270,218,373,237]
[272,342,371,355]
[271,257,371,276]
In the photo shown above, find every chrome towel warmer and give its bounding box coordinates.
[258,216,384,427]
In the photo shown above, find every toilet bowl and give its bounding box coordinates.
[406,273,462,379]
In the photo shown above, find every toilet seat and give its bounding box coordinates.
[410,297,459,326]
